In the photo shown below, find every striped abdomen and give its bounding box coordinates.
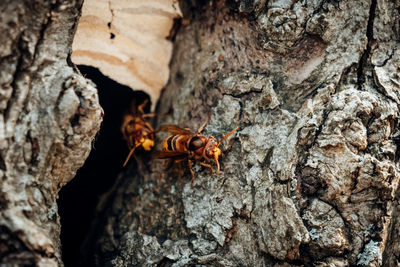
[162,134,206,155]
[162,134,189,152]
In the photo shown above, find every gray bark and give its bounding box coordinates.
[0,0,102,265]
[88,0,400,266]
[1,0,399,266]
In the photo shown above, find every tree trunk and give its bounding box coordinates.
[87,0,400,266]
[1,0,399,266]
[0,0,102,266]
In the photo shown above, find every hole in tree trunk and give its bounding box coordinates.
[57,65,149,267]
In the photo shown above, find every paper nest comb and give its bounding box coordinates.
[72,0,182,109]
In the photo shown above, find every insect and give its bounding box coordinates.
[224,222,238,244]
[121,99,155,167]
[155,119,238,186]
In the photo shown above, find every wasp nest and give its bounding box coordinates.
[71,0,182,108]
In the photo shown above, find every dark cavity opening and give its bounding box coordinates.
[57,65,149,267]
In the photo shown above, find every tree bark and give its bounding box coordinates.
[1,0,399,266]
[0,1,102,266]
[87,0,400,266]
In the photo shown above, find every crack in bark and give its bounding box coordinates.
[3,33,24,142]
[32,2,57,66]
[375,49,395,67]
[249,180,256,219]
[221,89,263,99]
[313,107,331,143]
[356,0,377,89]
[238,100,244,121]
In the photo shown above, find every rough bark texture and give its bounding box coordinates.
[0,0,102,266]
[88,0,400,266]
[86,0,400,266]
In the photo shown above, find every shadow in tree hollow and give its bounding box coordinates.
[57,65,149,267]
